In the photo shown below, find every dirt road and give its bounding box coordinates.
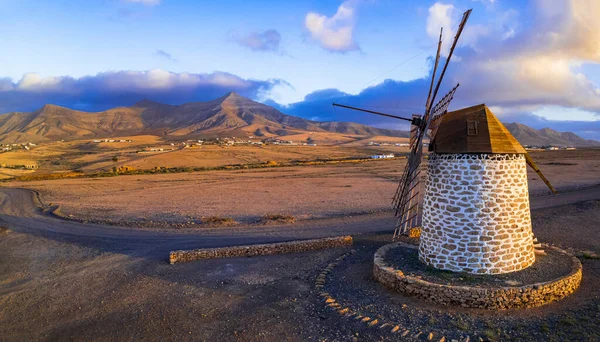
[1,186,599,341]
[2,185,600,245]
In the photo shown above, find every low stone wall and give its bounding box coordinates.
[170,236,353,264]
[373,242,582,310]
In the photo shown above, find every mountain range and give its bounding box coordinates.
[0,92,407,143]
[503,123,600,147]
[0,92,597,147]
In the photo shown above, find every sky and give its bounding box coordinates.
[1,0,600,140]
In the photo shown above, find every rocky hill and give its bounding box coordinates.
[0,92,408,143]
[0,93,597,147]
[504,123,600,147]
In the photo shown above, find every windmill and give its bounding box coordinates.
[333,8,558,251]
[334,9,473,238]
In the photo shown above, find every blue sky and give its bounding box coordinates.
[1,0,600,139]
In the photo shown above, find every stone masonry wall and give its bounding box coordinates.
[420,153,534,274]
[170,236,353,264]
[374,243,582,310]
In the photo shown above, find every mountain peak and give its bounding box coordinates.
[41,104,60,110]
[219,91,251,102]
[36,104,69,113]
[225,91,240,98]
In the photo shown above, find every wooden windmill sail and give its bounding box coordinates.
[334,9,473,237]
[333,9,556,238]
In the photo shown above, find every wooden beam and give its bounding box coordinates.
[525,153,558,194]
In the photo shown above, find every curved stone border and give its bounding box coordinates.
[315,250,457,341]
[170,235,352,264]
[373,242,582,310]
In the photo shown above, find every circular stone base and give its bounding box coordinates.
[374,242,582,309]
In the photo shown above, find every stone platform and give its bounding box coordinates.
[374,242,582,309]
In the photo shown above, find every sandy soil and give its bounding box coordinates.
[7,149,600,226]
[0,190,598,341]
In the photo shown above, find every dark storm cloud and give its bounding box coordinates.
[273,77,431,130]
[272,73,600,140]
[0,70,287,113]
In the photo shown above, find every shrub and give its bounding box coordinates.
[202,216,236,225]
[260,214,296,224]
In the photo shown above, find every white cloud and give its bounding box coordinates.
[122,0,161,6]
[0,70,286,112]
[425,0,600,116]
[304,1,359,53]
[426,2,455,53]
[17,73,64,91]
[501,27,515,40]
[232,29,281,52]
[122,0,162,6]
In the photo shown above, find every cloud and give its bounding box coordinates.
[154,49,177,62]
[426,2,455,53]
[269,0,600,140]
[233,29,281,52]
[272,76,600,140]
[0,70,286,112]
[122,0,161,6]
[437,0,600,113]
[304,1,360,53]
[273,78,430,132]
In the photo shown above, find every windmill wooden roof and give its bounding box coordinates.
[431,104,526,154]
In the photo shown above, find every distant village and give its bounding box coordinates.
[92,139,133,143]
[524,145,577,151]
[367,141,410,147]
[0,142,37,151]
[135,137,320,153]
[0,136,584,173]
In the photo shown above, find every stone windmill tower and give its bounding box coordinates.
[334,8,557,275]
[419,104,556,274]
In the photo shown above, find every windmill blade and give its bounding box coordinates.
[392,118,421,209]
[425,27,443,113]
[392,145,424,238]
[427,9,472,116]
[393,118,428,238]
[331,103,413,122]
[524,153,558,194]
[409,114,421,148]
[392,9,471,238]
[427,116,443,147]
[427,83,460,139]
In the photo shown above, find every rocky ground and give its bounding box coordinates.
[0,190,598,341]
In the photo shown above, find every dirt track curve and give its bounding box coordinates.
[1,186,599,259]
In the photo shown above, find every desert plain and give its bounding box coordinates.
[0,142,599,341]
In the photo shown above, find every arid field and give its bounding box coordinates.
[1,145,599,341]
[5,148,599,227]
[0,134,410,176]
